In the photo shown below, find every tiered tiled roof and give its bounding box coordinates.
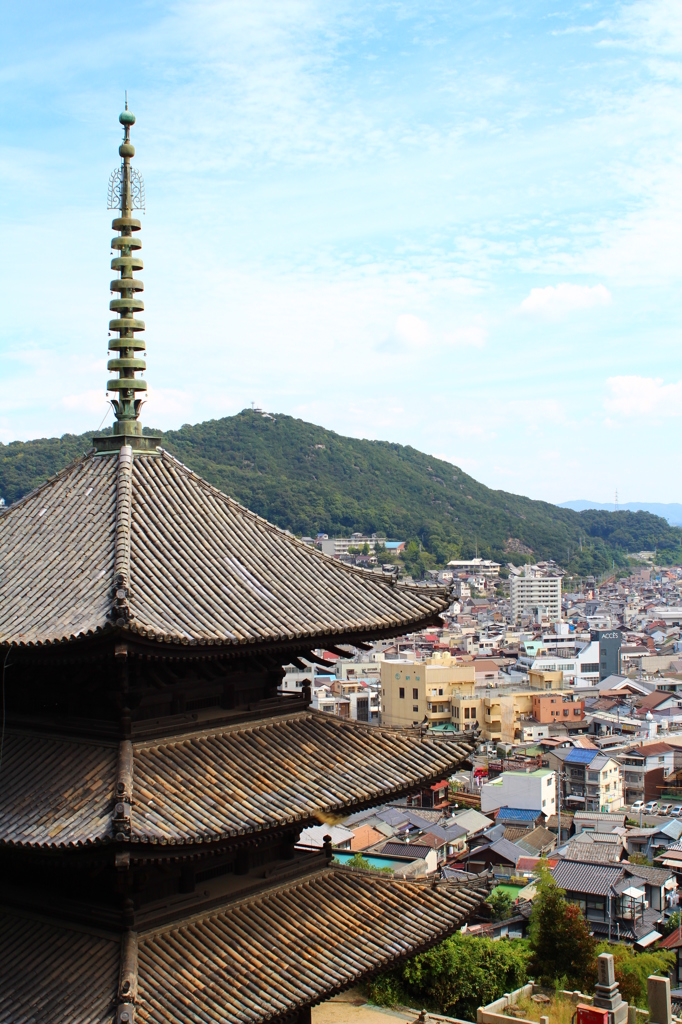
[0,447,449,649]
[0,711,478,849]
[0,867,489,1024]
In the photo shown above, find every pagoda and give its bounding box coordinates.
[0,106,487,1024]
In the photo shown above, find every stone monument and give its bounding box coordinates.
[593,953,629,1024]
[647,975,671,1024]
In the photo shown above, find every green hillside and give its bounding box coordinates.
[2,410,680,578]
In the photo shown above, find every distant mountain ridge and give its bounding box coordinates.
[561,500,682,528]
[2,410,681,577]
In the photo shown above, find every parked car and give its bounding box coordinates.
[631,801,644,813]
[643,801,660,815]
[672,806,682,818]
[659,803,674,816]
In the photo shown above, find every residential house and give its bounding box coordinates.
[466,837,526,876]
[625,820,682,861]
[561,832,625,864]
[638,690,682,718]
[551,860,666,944]
[514,826,556,857]
[573,810,627,834]
[481,768,556,818]
[619,741,677,805]
[450,807,496,839]
[370,841,439,875]
[495,807,545,829]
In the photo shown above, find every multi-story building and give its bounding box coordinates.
[451,693,484,731]
[532,693,585,724]
[618,741,677,805]
[509,565,562,624]
[480,768,556,818]
[317,533,405,557]
[563,748,624,812]
[447,558,501,577]
[521,640,600,687]
[380,659,475,728]
[330,678,380,723]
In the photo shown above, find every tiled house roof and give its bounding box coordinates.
[0,447,450,649]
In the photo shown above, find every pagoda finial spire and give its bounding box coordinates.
[95,100,158,454]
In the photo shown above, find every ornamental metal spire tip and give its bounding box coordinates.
[94,99,159,454]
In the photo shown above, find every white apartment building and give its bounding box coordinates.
[510,566,562,624]
[317,533,405,557]
[447,558,501,577]
[480,768,556,817]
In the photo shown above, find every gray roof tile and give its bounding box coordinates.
[0,448,449,648]
[0,710,476,849]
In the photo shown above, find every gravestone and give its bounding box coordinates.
[593,953,628,1024]
[647,976,671,1024]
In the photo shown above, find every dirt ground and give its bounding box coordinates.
[312,989,418,1024]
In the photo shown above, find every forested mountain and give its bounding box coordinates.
[2,409,680,578]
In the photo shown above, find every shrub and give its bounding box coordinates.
[594,942,675,1009]
[368,933,532,1019]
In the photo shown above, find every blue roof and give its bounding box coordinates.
[384,541,404,549]
[564,748,599,765]
[496,807,540,822]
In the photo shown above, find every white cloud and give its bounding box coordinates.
[378,314,430,353]
[604,375,682,417]
[519,283,612,319]
[442,326,487,348]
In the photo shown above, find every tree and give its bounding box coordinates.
[528,874,595,988]
[661,912,680,938]
[368,933,532,1019]
[486,889,514,921]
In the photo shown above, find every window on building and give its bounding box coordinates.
[563,709,569,716]
[413,705,419,712]
[438,688,444,696]
[399,687,405,699]
[427,702,432,710]
[465,707,470,719]
[413,688,419,700]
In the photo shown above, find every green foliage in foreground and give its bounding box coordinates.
[2,410,681,574]
[528,873,674,1007]
[368,932,532,1019]
[369,876,675,1018]
[593,942,675,1009]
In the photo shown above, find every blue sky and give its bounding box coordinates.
[1,0,681,504]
